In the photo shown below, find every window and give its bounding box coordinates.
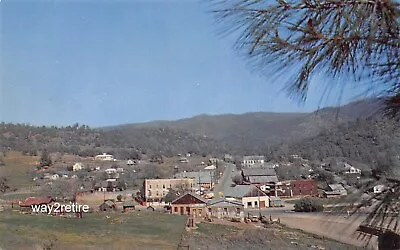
[198,209,202,216]
[247,202,252,207]
[254,201,258,207]
[163,184,165,189]
[223,208,228,214]
[208,208,212,213]
[149,185,152,189]
[174,207,178,213]
[236,208,241,215]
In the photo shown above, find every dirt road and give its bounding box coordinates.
[275,213,378,249]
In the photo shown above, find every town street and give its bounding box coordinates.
[213,163,237,197]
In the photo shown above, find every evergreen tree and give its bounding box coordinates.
[39,150,52,168]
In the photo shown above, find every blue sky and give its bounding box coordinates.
[0,0,369,127]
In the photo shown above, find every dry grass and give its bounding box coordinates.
[0,210,186,250]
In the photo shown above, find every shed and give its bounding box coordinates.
[99,200,116,212]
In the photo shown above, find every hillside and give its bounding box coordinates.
[269,117,400,170]
[104,98,385,154]
[0,98,386,157]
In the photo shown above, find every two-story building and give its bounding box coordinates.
[174,171,216,190]
[241,155,265,167]
[275,179,318,197]
[143,178,195,205]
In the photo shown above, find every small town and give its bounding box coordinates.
[0,0,399,249]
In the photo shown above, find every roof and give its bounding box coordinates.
[207,198,243,207]
[242,168,277,177]
[102,200,116,207]
[174,171,215,184]
[223,185,267,199]
[204,165,216,170]
[269,196,281,201]
[328,184,346,191]
[20,197,53,207]
[243,155,265,161]
[123,200,138,207]
[344,163,353,170]
[171,192,208,204]
[248,175,279,184]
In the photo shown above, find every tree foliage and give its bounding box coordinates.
[0,177,9,194]
[39,150,52,168]
[212,0,399,110]
[294,197,323,212]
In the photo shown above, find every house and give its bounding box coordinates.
[241,155,265,167]
[72,162,84,172]
[206,197,244,221]
[50,174,60,180]
[223,154,234,163]
[105,168,117,175]
[241,168,279,186]
[56,170,69,178]
[99,199,116,212]
[96,181,109,192]
[223,185,270,209]
[174,171,216,190]
[95,153,115,161]
[374,184,386,194]
[123,200,138,212]
[171,192,207,218]
[209,158,218,164]
[324,184,348,198]
[343,163,362,174]
[19,197,54,213]
[179,157,189,163]
[204,165,216,171]
[275,180,318,197]
[143,178,195,205]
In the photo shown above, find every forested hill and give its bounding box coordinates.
[0,124,228,158]
[0,98,389,158]
[103,98,385,154]
[268,117,400,170]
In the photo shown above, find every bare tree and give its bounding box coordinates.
[41,179,79,202]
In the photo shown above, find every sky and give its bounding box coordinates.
[0,0,371,127]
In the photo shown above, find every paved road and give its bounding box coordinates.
[213,163,237,197]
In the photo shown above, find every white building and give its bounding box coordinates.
[95,153,115,161]
[343,163,361,174]
[50,174,60,180]
[223,185,270,209]
[241,156,265,167]
[374,184,386,194]
[72,162,84,171]
[105,168,117,175]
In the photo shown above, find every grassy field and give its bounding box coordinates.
[0,210,186,250]
[0,152,37,191]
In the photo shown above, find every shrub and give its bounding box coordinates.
[116,194,123,202]
[294,197,323,212]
